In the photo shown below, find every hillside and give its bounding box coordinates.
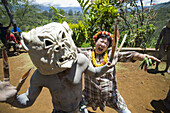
[38,4,83,13]
[37,1,170,14]
[152,1,170,41]
[152,1,170,10]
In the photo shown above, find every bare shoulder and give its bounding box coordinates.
[77,53,89,65]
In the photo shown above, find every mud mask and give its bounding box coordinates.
[21,22,77,75]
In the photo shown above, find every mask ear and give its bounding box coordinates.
[62,21,73,35]
[21,32,30,51]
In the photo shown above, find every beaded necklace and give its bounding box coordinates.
[92,50,108,67]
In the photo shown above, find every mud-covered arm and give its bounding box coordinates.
[76,52,111,78]
[118,51,160,62]
[84,62,110,78]
[72,53,111,83]
[78,52,110,78]
[76,53,110,79]
[132,52,160,62]
[7,71,43,108]
[118,51,137,62]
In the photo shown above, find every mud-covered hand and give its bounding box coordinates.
[137,54,161,71]
[0,80,17,102]
[0,49,16,102]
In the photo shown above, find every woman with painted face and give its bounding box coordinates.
[80,31,160,113]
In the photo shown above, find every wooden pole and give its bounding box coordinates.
[109,23,117,62]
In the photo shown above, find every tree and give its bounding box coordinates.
[76,11,81,16]
[49,6,66,23]
[0,0,48,31]
[118,0,157,48]
[77,0,119,47]
[68,9,73,16]
[1,0,16,25]
[12,0,49,31]
[69,21,87,47]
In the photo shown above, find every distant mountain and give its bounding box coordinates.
[37,1,170,14]
[39,4,83,13]
[151,1,170,10]
[136,1,170,10]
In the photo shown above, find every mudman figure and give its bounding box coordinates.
[0,22,117,113]
[155,19,170,73]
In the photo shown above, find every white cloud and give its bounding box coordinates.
[33,0,81,7]
[33,0,170,7]
[137,0,170,6]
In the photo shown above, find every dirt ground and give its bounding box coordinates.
[0,50,170,113]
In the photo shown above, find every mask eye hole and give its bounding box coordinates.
[44,39,54,49]
[62,44,65,47]
[45,40,53,46]
[62,32,66,39]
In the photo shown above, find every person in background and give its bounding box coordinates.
[80,31,160,113]
[0,22,11,47]
[6,29,17,52]
[155,19,170,73]
[12,24,22,51]
[12,24,21,46]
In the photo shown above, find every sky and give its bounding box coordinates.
[33,0,80,7]
[33,0,170,7]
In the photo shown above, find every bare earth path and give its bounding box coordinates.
[0,51,170,113]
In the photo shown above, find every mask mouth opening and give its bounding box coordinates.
[59,57,70,62]
[56,53,76,68]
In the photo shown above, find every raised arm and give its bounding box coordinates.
[78,53,110,78]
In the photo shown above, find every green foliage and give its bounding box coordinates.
[68,9,73,16]
[49,6,66,23]
[78,0,119,47]
[81,42,91,48]
[137,57,153,70]
[0,0,11,25]
[69,21,87,47]
[48,6,86,47]
[118,0,157,48]
[50,0,119,47]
